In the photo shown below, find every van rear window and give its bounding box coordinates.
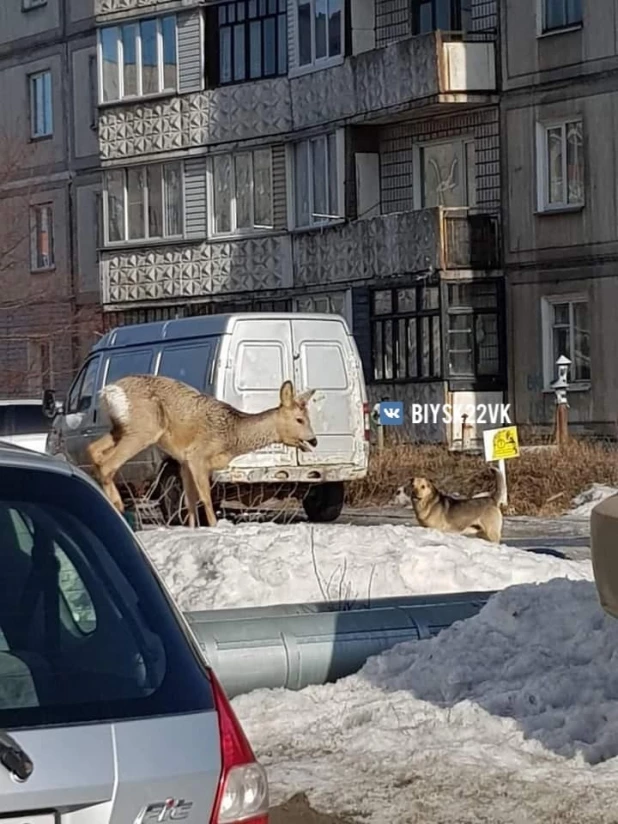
[0,467,214,729]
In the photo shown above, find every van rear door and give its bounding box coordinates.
[292,318,365,466]
[220,318,296,467]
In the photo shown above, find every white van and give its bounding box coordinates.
[44,313,370,523]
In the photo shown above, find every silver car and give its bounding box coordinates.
[0,442,268,822]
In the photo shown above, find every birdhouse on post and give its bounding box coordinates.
[551,354,571,445]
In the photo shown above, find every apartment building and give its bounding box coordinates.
[501,0,612,436]
[0,0,101,398]
[95,0,502,444]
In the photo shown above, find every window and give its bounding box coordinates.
[371,285,441,382]
[105,350,153,385]
[104,162,183,244]
[293,133,342,228]
[236,343,284,390]
[411,0,472,34]
[27,340,53,395]
[446,281,501,378]
[66,356,100,415]
[99,16,177,103]
[537,120,584,211]
[296,0,343,67]
[542,296,590,386]
[29,70,53,139]
[0,466,215,727]
[542,0,582,32]
[30,204,55,271]
[208,0,287,86]
[22,0,47,11]
[157,343,214,391]
[211,149,273,235]
[418,139,476,208]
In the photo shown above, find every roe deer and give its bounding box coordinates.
[86,375,318,528]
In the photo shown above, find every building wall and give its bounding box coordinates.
[375,0,498,47]
[501,0,618,431]
[379,108,501,214]
[0,0,98,398]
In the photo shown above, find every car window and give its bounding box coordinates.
[157,343,214,392]
[66,357,100,415]
[236,343,285,390]
[0,467,214,726]
[105,349,153,385]
[0,405,51,437]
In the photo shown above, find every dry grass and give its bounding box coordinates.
[346,438,618,516]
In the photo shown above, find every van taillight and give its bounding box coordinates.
[208,669,269,824]
[363,403,370,441]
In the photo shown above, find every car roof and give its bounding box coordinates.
[93,312,346,351]
[0,440,79,479]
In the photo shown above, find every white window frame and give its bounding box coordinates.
[207,148,275,238]
[287,129,345,230]
[541,294,590,391]
[29,203,55,272]
[28,70,53,139]
[413,136,477,211]
[102,161,185,246]
[291,0,345,76]
[535,119,584,213]
[97,15,178,104]
[537,0,583,36]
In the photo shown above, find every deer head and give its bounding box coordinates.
[276,380,318,452]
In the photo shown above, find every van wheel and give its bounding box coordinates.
[302,482,345,523]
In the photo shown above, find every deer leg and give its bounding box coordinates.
[179,463,199,528]
[187,461,217,528]
[98,430,163,515]
[87,432,117,481]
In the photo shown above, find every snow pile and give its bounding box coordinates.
[232,578,618,823]
[568,484,618,518]
[138,521,592,610]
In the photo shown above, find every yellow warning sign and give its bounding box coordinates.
[483,426,520,462]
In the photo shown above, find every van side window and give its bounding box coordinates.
[236,343,284,390]
[157,343,213,392]
[105,350,153,385]
[301,342,348,390]
[66,357,100,414]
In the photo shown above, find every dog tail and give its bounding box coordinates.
[490,465,507,507]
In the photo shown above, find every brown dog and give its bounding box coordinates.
[407,466,506,543]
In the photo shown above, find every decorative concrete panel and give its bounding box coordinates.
[102,235,293,303]
[99,80,292,160]
[96,0,168,14]
[292,210,441,287]
[98,33,491,161]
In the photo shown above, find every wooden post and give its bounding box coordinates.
[377,423,384,451]
[555,403,569,446]
[496,459,507,506]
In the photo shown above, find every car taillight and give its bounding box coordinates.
[208,669,269,824]
[363,403,370,441]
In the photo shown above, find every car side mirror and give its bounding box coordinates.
[42,388,63,419]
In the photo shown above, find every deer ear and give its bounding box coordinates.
[279,380,295,408]
[296,388,316,408]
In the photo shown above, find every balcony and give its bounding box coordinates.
[98,31,498,162]
[100,209,500,306]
